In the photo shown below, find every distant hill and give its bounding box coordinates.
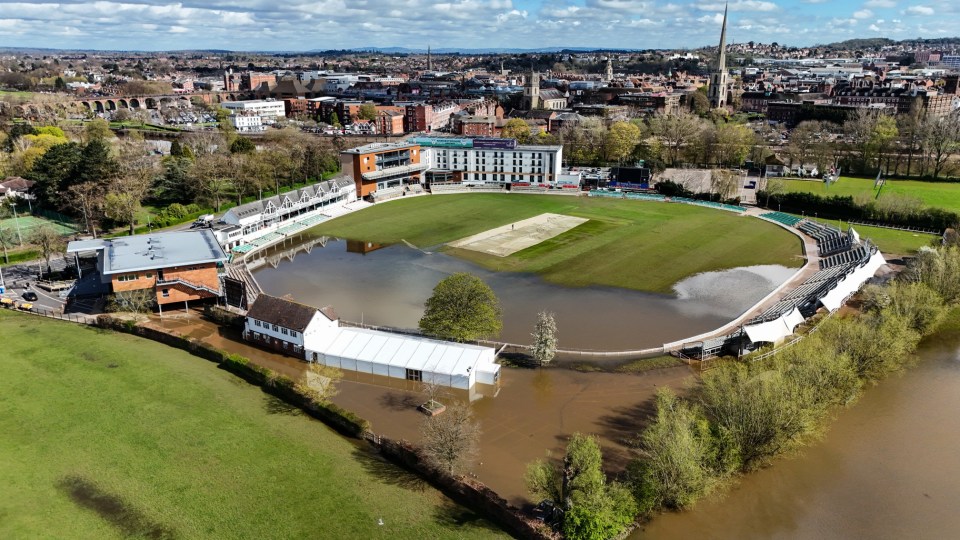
[816,37,960,50]
[309,46,636,55]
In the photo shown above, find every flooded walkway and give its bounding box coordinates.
[145,313,694,505]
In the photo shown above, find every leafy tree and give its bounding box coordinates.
[76,138,120,185]
[712,123,753,167]
[688,88,710,115]
[230,136,256,154]
[54,77,66,91]
[189,153,234,212]
[604,121,641,163]
[629,389,723,513]
[329,112,341,128]
[26,142,83,207]
[903,245,960,304]
[84,118,114,141]
[357,103,378,121]
[526,433,637,540]
[169,139,184,157]
[420,402,481,476]
[501,118,532,144]
[3,123,37,152]
[531,311,558,366]
[419,273,502,342]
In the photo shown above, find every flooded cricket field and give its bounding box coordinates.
[250,236,796,351]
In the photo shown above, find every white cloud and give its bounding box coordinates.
[868,24,881,31]
[865,0,896,7]
[695,1,778,12]
[904,5,934,15]
[853,9,873,18]
[697,13,725,24]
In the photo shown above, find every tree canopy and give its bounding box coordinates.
[419,272,502,342]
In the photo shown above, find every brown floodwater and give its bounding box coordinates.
[251,236,795,351]
[634,336,960,539]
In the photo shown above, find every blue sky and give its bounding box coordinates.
[0,0,954,51]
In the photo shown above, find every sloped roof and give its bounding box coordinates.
[246,294,334,332]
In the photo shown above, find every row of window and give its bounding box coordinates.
[249,331,304,353]
[116,272,154,282]
[252,318,299,337]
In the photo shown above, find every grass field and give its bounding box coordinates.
[0,214,79,237]
[806,217,938,255]
[311,194,803,293]
[783,177,960,212]
[0,311,505,539]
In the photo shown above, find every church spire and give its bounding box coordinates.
[717,3,728,73]
[427,45,432,71]
[708,3,730,109]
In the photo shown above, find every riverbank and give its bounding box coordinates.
[634,306,960,539]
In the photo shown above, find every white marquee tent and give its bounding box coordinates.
[304,327,500,390]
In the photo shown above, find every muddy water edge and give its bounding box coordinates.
[633,316,960,540]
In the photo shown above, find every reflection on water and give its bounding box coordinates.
[252,237,795,350]
[634,339,960,540]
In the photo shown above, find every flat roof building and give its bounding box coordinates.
[67,230,228,309]
[340,141,427,199]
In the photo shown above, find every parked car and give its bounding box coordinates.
[22,291,38,302]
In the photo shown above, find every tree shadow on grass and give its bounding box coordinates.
[263,393,302,416]
[432,499,505,534]
[378,391,420,412]
[351,445,428,492]
[57,475,177,540]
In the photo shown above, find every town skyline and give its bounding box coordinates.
[0,0,956,52]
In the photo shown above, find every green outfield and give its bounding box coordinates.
[783,177,960,212]
[807,217,937,255]
[311,194,804,294]
[0,213,79,237]
[0,311,504,539]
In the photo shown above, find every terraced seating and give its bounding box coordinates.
[589,190,624,198]
[510,185,549,193]
[820,246,870,269]
[430,183,470,193]
[625,192,666,202]
[759,212,802,227]
[232,244,254,254]
[466,184,506,192]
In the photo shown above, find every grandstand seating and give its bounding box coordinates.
[758,212,802,227]
[819,245,870,269]
[625,192,666,202]
[510,185,549,193]
[589,190,625,199]
[371,186,404,202]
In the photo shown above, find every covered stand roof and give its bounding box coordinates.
[308,327,496,377]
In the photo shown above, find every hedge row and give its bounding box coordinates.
[94,314,371,436]
[758,190,959,230]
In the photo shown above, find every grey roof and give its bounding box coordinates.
[246,294,335,332]
[67,230,228,275]
[341,141,418,154]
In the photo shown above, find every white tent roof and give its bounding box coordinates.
[306,327,495,377]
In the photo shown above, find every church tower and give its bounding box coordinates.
[427,45,433,72]
[523,69,540,110]
[604,57,613,83]
[708,3,730,109]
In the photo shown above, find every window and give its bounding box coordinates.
[290,330,298,338]
[281,328,288,335]
[272,324,278,331]
[145,273,153,279]
[405,369,423,382]
[254,320,261,327]
[312,352,318,362]
[161,288,170,298]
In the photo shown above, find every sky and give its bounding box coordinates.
[0,0,955,52]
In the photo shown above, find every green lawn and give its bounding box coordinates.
[803,216,937,255]
[310,194,804,293]
[783,177,960,213]
[0,311,505,539]
[0,214,79,237]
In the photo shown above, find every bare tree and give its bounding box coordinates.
[650,110,705,166]
[420,402,481,476]
[29,224,65,276]
[922,113,960,180]
[421,380,447,408]
[531,311,558,366]
[106,289,156,313]
[301,360,343,404]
